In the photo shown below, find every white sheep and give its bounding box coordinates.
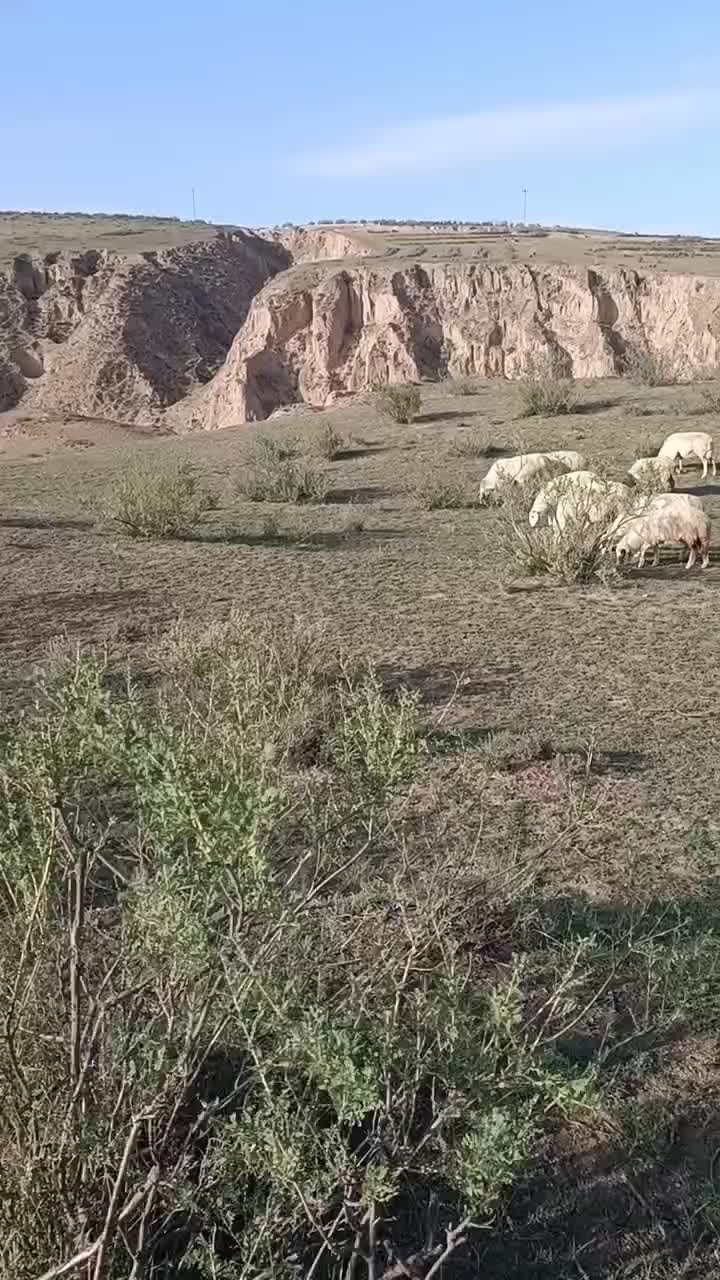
[545,450,587,471]
[657,431,716,479]
[529,470,602,528]
[627,457,676,490]
[554,480,633,533]
[477,452,571,502]
[613,494,711,569]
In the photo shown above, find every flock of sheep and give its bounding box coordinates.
[477,431,716,570]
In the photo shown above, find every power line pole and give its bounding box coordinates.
[522,187,528,225]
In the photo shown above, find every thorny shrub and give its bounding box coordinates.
[376,384,422,424]
[516,355,577,417]
[492,475,632,585]
[107,458,218,538]
[238,437,330,503]
[0,613,704,1278]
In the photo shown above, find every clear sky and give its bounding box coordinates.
[3,0,720,234]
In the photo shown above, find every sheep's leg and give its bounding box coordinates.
[702,544,710,568]
[638,545,647,569]
[652,544,660,567]
[702,457,709,479]
[713,455,717,478]
[686,543,697,570]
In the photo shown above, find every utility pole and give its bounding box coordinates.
[522,187,528,225]
[192,187,196,220]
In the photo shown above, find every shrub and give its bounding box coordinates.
[295,420,345,459]
[622,346,680,387]
[238,441,330,503]
[449,427,500,458]
[412,469,474,509]
[699,384,720,413]
[516,356,577,417]
[376,383,422,423]
[493,479,628,585]
[0,617,615,1278]
[107,457,218,537]
[447,374,480,396]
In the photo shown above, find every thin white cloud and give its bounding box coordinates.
[293,88,720,178]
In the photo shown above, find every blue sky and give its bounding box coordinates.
[3,0,720,233]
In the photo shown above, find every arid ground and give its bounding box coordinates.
[3,217,720,1279]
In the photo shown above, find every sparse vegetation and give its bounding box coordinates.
[699,383,720,413]
[107,458,218,537]
[449,427,500,458]
[412,467,475,509]
[446,374,481,396]
[3,371,720,1280]
[0,621,621,1279]
[516,356,577,417]
[492,479,627,584]
[622,345,681,387]
[376,383,422,423]
[239,440,330,503]
[295,420,346,459]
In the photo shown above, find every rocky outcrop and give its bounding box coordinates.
[184,260,720,429]
[0,231,289,421]
[259,226,376,264]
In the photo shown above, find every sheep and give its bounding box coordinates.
[657,431,716,479]
[545,450,587,472]
[554,479,633,533]
[627,457,676,490]
[477,452,571,503]
[529,470,602,528]
[612,494,711,569]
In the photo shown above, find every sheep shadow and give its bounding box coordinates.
[326,486,395,504]
[572,398,619,415]
[677,481,720,498]
[415,410,475,423]
[0,514,95,531]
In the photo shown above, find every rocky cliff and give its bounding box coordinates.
[0,231,289,422]
[5,222,720,431]
[182,260,720,429]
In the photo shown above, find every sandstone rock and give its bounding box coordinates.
[186,260,720,429]
[0,231,289,421]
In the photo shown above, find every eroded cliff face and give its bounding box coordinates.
[0,231,290,422]
[183,260,720,429]
[5,224,720,431]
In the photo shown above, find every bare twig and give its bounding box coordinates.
[423,1218,472,1280]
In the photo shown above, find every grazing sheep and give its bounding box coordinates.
[627,457,676,490]
[554,480,632,533]
[546,450,587,472]
[477,452,571,503]
[613,494,711,569]
[657,431,716,479]
[529,470,602,528]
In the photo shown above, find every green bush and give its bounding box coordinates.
[493,478,629,585]
[295,420,346,459]
[412,470,475,509]
[239,439,330,503]
[0,615,613,1278]
[449,427,500,458]
[517,356,577,417]
[107,457,218,537]
[376,383,422,423]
